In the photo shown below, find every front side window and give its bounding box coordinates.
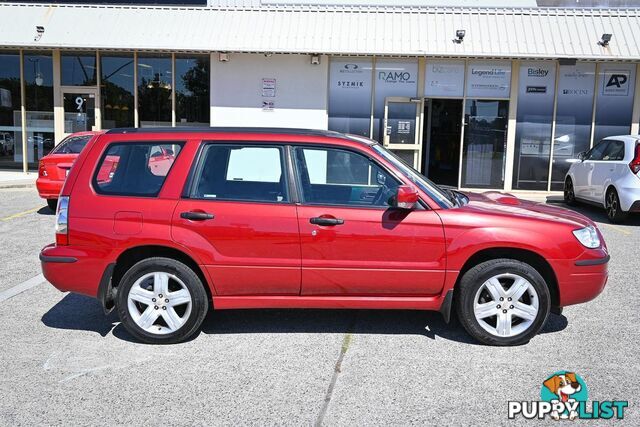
[294,146,400,207]
[94,142,182,196]
[601,140,625,161]
[192,144,288,203]
[587,140,610,161]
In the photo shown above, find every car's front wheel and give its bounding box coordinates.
[116,257,209,344]
[456,259,551,346]
[564,177,576,206]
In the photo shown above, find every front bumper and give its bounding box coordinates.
[35,178,63,199]
[40,243,112,297]
[551,251,609,307]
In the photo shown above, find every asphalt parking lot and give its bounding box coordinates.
[0,187,638,426]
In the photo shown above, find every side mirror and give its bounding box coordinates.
[391,185,419,210]
[577,151,586,161]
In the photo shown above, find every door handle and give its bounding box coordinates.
[310,217,344,226]
[180,211,214,221]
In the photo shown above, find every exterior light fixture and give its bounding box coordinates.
[34,26,44,41]
[310,54,320,65]
[264,53,273,58]
[35,73,44,87]
[218,52,229,62]
[453,29,466,44]
[598,33,612,47]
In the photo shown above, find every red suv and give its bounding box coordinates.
[40,128,609,345]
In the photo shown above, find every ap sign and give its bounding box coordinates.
[602,70,631,96]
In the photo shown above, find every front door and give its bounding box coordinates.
[292,145,446,296]
[383,97,422,170]
[61,87,99,137]
[173,143,301,295]
[422,98,463,187]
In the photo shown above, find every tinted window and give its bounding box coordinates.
[51,135,91,154]
[192,145,288,203]
[294,147,399,207]
[601,140,625,161]
[94,142,182,196]
[587,140,610,161]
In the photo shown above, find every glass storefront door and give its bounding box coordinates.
[461,99,509,189]
[62,88,98,135]
[422,98,463,187]
[383,97,421,168]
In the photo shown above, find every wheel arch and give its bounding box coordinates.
[110,245,213,307]
[453,247,560,308]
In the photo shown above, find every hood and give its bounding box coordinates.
[461,191,593,229]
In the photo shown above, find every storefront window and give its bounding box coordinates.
[61,51,97,86]
[328,58,373,137]
[137,55,172,127]
[175,55,210,126]
[461,99,509,189]
[22,52,54,166]
[551,62,596,191]
[373,59,418,141]
[593,63,636,143]
[101,54,135,128]
[512,62,557,190]
[0,52,21,168]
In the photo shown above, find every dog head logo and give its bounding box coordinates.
[540,371,588,420]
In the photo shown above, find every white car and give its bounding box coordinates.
[564,135,640,223]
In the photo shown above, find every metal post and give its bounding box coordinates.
[19,50,28,174]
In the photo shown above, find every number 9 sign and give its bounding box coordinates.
[75,96,84,112]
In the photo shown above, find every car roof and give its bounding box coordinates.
[103,127,375,146]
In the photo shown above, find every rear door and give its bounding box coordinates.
[591,139,626,204]
[293,145,446,296]
[172,142,301,295]
[575,140,609,201]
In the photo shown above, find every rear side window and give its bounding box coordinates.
[191,144,289,203]
[94,142,183,197]
[51,135,92,154]
[601,140,625,161]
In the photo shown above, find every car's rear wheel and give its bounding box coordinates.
[456,259,550,346]
[564,177,576,206]
[116,257,208,344]
[605,187,628,224]
[46,198,57,212]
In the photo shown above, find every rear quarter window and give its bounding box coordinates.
[93,142,183,197]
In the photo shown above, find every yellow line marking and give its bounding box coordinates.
[0,207,41,222]
[603,223,632,236]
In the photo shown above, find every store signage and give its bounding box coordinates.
[262,100,274,111]
[262,78,276,97]
[424,60,464,97]
[466,61,511,98]
[328,59,373,117]
[602,70,630,96]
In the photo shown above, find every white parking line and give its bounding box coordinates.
[0,274,46,303]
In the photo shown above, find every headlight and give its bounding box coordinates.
[572,225,601,249]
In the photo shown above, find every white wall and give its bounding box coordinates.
[210,53,328,129]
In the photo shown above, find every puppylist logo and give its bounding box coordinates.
[508,371,628,421]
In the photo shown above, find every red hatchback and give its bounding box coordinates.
[40,128,609,345]
[36,131,104,210]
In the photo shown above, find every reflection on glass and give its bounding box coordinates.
[593,64,636,145]
[390,150,416,168]
[328,58,373,137]
[372,60,418,141]
[101,54,134,128]
[461,100,508,189]
[0,52,21,168]
[22,52,54,166]
[137,55,172,127]
[386,102,417,144]
[513,115,553,190]
[63,93,96,133]
[551,63,596,191]
[61,52,97,86]
[175,56,210,126]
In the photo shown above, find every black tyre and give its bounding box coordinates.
[46,198,58,212]
[455,259,551,346]
[116,257,209,344]
[605,187,628,224]
[563,177,576,206]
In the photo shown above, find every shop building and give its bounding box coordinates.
[1,1,640,192]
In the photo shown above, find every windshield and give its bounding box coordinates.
[51,135,91,155]
[372,144,454,208]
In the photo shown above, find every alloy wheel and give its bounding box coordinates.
[564,179,574,203]
[127,272,193,335]
[473,273,539,337]
[606,191,618,220]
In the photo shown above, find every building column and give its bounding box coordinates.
[52,49,63,144]
[503,60,519,192]
[631,63,640,135]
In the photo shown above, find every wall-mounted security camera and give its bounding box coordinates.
[453,29,465,44]
[34,26,45,42]
[598,33,612,47]
[218,52,229,62]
